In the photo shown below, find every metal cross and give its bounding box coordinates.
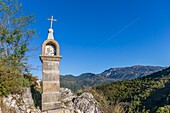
[48,16,57,28]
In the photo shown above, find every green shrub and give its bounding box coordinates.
[0,61,30,96]
[156,105,170,113]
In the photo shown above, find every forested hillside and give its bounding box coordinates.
[61,65,164,92]
[61,73,116,92]
[91,67,170,113]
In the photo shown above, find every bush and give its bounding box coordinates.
[0,61,30,96]
[156,105,170,113]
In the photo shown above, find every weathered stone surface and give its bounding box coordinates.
[23,88,35,108]
[40,55,62,62]
[60,88,76,102]
[43,61,59,71]
[60,88,101,113]
[42,93,61,103]
[43,71,60,81]
[1,87,101,113]
[27,108,41,113]
[40,38,62,112]
[73,92,99,113]
[1,88,40,113]
[42,88,101,113]
[40,24,63,112]
[42,109,71,113]
[41,39,61,57]
[43,82,60,92]
[42,102,62,111]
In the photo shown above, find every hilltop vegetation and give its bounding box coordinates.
[61,73,116,92]
[89,67,170,113]
[61,65,164,92]
[0,0,35,97]
[0,1,41,112]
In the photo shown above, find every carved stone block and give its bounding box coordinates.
[43,61,59,71]
[43,82,60,92]
[42,93,61,103]
[43,71,60,81]
[42,102,62,111]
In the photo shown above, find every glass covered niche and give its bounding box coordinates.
[45,44,56,55]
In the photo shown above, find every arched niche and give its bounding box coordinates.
[42,39,60,56]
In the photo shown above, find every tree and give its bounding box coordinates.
[0,0,35,72]
[0,0,36,97]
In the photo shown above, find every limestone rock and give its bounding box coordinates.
[3,94,25,113]
[1,87,101,113]
[23,88,35,108]
[60,88,76,102]
[73,92,100,113]
[60,88,75,112]
[60,88,101,113]
[1,88,40,113]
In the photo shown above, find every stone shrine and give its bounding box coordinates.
[40,16,62,111]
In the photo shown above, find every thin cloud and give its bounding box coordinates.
[93,17,141,50]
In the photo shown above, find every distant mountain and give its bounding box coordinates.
[93,67,170,112]
[101,65,164,79]
[60,65,164,92]
[61,73,116,92]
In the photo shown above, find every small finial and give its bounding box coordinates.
[48,16,57,29]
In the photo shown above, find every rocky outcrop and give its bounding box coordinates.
[0,88,101,113]
[60,88,101,113]
[73,92,100,113]
[1,88,41,113]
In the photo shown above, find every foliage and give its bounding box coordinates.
[0,0,35,72]
[85,88,111,113]
[60,75,82,92]
[0,61,30,96]
[92,67,170,113]
[24,74,42,108]
[0,0,36,97]
[156,105,170,113]
[60,66,164,93]
[0,0,41,110]
[60,74,116,92]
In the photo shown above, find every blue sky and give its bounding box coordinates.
[22,0,170,77]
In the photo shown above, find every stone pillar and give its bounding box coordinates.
[40,25,62,111]
[40,56,62,111]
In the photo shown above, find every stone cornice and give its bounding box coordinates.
[40,55,62,62]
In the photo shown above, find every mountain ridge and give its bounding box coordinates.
[60,65,165,92]
[92,66,170,112]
